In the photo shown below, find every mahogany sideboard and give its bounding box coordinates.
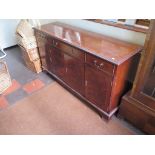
[34,22,142,119]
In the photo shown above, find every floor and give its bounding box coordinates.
[0,46,54,107]
[0,82,136,134]
[0,46,144,134]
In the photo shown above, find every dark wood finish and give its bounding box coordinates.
[35,22,142,65]
[34,22,142,119]
[119,92,155,134]
[85,53,115,75]
[64,53,85,96]
[130,20,155,110]
[52,39,85,61]
[136,19,150,27]
[85,65,113,112]
[45,43,54,72]
[50,46,66,80]
[118,20,155,134]
[86,19,148,34]
[109,58,134,112]
[131,20,155,109]
[143,72,155,97]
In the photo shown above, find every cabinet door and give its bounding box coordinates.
[85,65,113,112]
[52,47,67,81]
[64,54,85,96]
[45,44,55,73]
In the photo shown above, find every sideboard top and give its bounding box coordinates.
[34,22,143,65]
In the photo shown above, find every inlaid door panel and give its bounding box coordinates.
[64,54,85,96]
[51,47,67,81]
[85,65,113,112]
[45,43,55,72]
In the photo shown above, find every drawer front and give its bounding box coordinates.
[86,54,115,75]
[69,48,85,61]
[47,36,54,45]
[47,37,84,61]
[54,40,84,61]
[54,39,73,54]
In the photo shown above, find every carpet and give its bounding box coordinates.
[0,82,134,135]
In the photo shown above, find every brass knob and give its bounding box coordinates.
[93,60,99,68]
[94,60,97,64]
[55,42,58,46]
[100,63,104,67]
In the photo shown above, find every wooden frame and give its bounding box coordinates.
[118,20,155,134]
[131,19,155,109]
[86,19,149,34]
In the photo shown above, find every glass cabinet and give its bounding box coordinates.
[119,20,155,134]
[131,20,155,110]
[143,58,155,98]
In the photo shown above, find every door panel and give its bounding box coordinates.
[85,65,113,112]
[45,44,55,73]
[64,54,85,95]
[52,47,67,81]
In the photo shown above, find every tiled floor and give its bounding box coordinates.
[0,46,54,108]
[0,96,9,109]
[23,79,45,94]
[0,46,144,134]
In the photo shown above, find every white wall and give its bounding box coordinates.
[55,19,146,45]
[0,19,146,49]
[0,19,56,49]
[39,19,56,25]
[0,19,20,49]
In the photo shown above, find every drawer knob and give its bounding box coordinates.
[94,60,97,64]
[93,60,98,68]
[93,60,104,68]
[52,40,58,47]
[100,63,104,67]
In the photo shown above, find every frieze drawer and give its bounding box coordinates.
[86,53,115,75]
